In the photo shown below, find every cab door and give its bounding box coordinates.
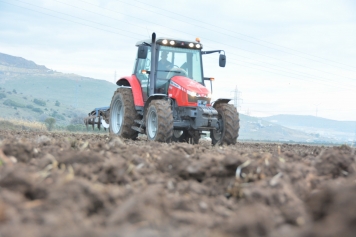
[134,48,151,101]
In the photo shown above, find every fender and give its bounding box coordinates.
[116,75,144,107]
[143,94,168,117]
[212,98,231,108]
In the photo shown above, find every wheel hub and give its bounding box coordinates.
[147,109,158,138]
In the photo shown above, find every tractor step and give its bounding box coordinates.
[134,119,145,125]
[131,126,144,133]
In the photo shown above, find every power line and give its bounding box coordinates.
[227,58,356,90]
[3,0,356,91]
[130,0,356,71]
[26,0,354,85]
[121,0,356,72]
[2,0,146,39]
[204,54,356,91]
[70,0,356,82]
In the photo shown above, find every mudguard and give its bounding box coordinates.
[116,75,144,107]
[212,98,231,108]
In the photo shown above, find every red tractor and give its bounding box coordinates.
[108,33,239,145]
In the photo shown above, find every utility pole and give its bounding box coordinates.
[314,103,321,117]
[231,85,243,111]
[353,122,356,147]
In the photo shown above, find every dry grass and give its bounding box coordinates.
[0,117,46,131]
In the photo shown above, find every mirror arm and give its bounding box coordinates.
[202,50,225,55]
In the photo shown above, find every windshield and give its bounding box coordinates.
[157,45,203,83]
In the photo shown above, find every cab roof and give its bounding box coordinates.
[135,37,201,47]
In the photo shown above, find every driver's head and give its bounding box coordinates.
[161,51,169,60]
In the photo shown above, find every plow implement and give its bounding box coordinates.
[83,106,110,131]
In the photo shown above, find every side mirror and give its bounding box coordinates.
[219,54,226,67]
[138,45,148,59]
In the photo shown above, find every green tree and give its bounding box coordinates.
[0,92,6,100]
[44,117,56,131]
[33,98,46,106]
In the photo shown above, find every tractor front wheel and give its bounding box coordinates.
[210,104,239,145]
[146,100,173,142]
[109,88,138,139]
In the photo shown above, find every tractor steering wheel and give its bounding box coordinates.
[166,67,188,79]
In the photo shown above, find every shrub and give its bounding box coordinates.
[26,104,34,109]
[0,92,6,100]
[32,107,43,113]
[70,116,85,125]
[55,100,60,107]
[44,117,56,131]
[66,124,86,132]
[12,89,17,94]
[3,99,25,108]
[51,111,64,120]
[33,98,46,106]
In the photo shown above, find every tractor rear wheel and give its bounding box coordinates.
[172,130,200,144]
[109,88,138,139]
[210,103,239,145]
[146,100,173,142]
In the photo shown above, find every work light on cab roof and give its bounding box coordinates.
[158,38,202,49]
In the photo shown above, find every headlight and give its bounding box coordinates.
[187,90,197,97]
[162,39,168,44]
[170,40,175,45]
[196,44,201,49]
[189,43,194,48]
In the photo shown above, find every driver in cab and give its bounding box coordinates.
[157,51,173,80]
[158,51,172,72]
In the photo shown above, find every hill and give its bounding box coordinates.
[0,86,85,125]
[0,52,344,143]
[0,53,48,70]
[238,114,336,143]
[262,114,356,142]
[0,52,116,115]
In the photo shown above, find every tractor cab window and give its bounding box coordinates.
[157,46,203,84]
[135,47,151,100]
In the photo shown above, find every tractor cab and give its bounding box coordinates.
[134,37,220,101]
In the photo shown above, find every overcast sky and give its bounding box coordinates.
[1,0,356,121]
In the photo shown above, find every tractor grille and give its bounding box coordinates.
[188,95,210,104]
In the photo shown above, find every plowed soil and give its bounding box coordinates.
[0,130,356,237]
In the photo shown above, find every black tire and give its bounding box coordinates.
[210,104,239,145]
[172,130,200,144]
[146,100,173,142]
[109,88,139,139]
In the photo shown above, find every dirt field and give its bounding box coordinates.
[0,130,355,237]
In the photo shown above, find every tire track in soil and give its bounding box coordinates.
[0,130,356,237]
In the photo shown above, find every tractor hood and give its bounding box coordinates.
[171,76,209,96]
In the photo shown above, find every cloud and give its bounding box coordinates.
[1,0,356,120]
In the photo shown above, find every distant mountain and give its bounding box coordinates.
[0,52,346,143]
[238,114,338,143]
[261,114,356,142]
[0,52,115,115]
[0,53,48,71]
